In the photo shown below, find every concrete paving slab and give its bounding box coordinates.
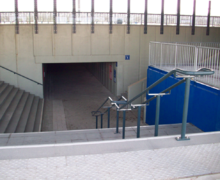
[0,123,204,148]
[52,100,67,131]
[0,135,220,179]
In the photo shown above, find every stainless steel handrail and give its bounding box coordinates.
[91,96,127,116]
[0,65,42,85]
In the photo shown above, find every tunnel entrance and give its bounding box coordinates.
[42,63,120,131]
[41,63,144,132]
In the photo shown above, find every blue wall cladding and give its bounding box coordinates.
[146,66,220,132]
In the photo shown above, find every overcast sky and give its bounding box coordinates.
[0,0,219,16]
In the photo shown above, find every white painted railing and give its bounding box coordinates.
[175,42,220,48]
[149,42,220,89]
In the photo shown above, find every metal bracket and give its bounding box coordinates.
[148,91,171,97]
[192,0,196,35]
[91,0,94,33]
[111,103,120,109]
[109,0,113,34]
[108,96,113,102]
[176,0,180,35]
[176,136,190,141]
[131,103,148,109]
[122,96,127,101]
[53,0,57,34]
[127,0,130,34]
[160,0,164,34]
[34,0,38,34]
[118,108,132,111]
[72,0,76,33]
[144,0,148,34]
[15,0,19,34]
[206,0,211,36]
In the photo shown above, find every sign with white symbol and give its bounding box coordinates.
[125,55,130,60]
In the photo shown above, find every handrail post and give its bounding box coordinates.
[108,107,110,128]
[115,111,120,133]
[96,116,98,129]
[160,43,163,68]
[137,106,141,138]
[122,111,126,139]
[155,96,161,136]
[101,114,103,128]
[176,77,191,141]
[194,47,198,71]
[175,43,177,68]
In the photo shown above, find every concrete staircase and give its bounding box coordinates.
[0,81,44,133]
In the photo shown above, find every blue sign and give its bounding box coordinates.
[116,62,118,67]
[114,69,116,83]
[125,55,130,60]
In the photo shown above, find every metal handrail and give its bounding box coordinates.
[91,95,127,129]
[91,96,113,116]
[91,95,127,116]
[93,68,214,140]
[0,66,43,85]
[143,78,186,105]
[119,68,214,110]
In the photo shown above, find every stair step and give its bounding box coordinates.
[5,92,29,133]
[0,83,8,94]
[0,81,4,87]
[15,94,34,133]
[25,96,40,132]
[0,90,24,133]
[0,88,18,120]
[0,86,13,106]
[33,99,44,132]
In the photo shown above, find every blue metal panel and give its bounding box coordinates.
[146,66,220,132]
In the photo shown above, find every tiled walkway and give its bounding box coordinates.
[0,142,219,180]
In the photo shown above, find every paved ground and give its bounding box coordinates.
[42,63,145,131]
[0,142,219,180]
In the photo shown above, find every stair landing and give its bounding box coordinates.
[0,123,202,147]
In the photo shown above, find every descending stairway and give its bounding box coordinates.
[0,81,44,133]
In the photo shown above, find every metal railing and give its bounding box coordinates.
[0,66,42,85]
[92,68,214,141]
[92,96,127,130]
[0,12,220,27]
[149,42,220,89]
[176,42,220,48]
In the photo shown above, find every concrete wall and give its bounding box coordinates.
[0,25,43,98]
[0,24,220,97]
[128,77,147,104]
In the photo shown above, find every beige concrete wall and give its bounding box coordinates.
[0,24,219,97]
[0,25,43,98]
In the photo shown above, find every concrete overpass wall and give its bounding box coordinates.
[0,24,220,97]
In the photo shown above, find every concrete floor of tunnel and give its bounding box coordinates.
[42,63,146,131]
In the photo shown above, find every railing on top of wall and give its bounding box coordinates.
[176,42,220,48]
[0,12,220,27]
[149,42,220,89]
